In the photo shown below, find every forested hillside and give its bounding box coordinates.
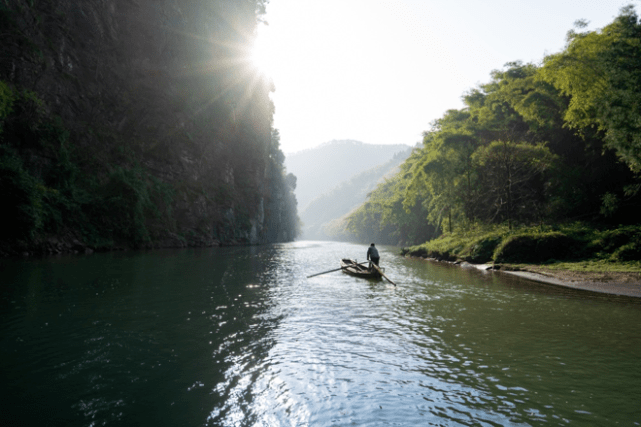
[300,147,413,240]
[0,0,299,256]
[285,140,411,210]
[332,7,641,247]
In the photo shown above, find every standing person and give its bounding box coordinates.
[367,243,380,268]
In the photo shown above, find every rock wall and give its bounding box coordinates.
[0,0,298,256]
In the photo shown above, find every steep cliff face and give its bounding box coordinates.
[0,0,299,255]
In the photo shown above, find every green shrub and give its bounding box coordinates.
[97,167,152,244]
[0,147,45,240]
[493,232,577,263]
[403,223,641,265]
[90,167,175,246]
[464,236,503,263]
[593,227,639,253]
[611,240,641,262]
[0,80,14,133]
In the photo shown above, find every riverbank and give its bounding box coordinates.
[402,223,641,297]
[462,261,641,298]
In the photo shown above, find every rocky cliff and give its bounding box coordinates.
[0,0,299,256]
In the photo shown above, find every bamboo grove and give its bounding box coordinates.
[333,7,641,246]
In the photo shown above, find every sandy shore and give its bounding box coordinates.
[470,263,641,298]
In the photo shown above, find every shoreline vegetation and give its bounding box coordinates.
[401,223,641,298]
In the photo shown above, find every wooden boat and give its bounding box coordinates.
[340,258,383,279]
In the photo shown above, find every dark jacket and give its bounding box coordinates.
[367,246,379,259]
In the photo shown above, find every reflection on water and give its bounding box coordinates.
[1,241,640,426]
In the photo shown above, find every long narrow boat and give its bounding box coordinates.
[340,258,383,279]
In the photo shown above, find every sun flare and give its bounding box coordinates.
[250,27,276,78]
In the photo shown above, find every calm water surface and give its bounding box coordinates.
[1,241,640,426]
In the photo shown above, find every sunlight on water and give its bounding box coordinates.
[1,242,640,426]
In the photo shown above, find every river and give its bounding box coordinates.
[1,241,640,426]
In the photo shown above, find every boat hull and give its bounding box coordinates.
[340,258,382,279]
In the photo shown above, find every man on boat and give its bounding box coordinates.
[367,243,380,269]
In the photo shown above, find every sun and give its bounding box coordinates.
[249,25,277,78]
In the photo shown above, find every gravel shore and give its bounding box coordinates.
[472,264,641,298]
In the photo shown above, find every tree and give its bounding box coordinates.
[404,110,479,233]
[471,140,557,229]
[541,6,641,173]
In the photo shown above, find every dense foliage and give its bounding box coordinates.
[401,223,641,267]
[331,7,641,247]
[0,0,299,255]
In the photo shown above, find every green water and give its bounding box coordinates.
[1,241,640,426]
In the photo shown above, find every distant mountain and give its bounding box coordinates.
[299,147,414,240]
[285,140,411,212]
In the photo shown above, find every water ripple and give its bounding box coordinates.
[1,243,641,426]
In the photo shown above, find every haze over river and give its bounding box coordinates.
[1,241,640,426]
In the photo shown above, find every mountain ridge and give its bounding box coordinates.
[285,140,411,212]
[300,147,414,240]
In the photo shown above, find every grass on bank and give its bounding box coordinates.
[401,223,641,273]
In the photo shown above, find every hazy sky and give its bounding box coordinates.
[252,0,634,154]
